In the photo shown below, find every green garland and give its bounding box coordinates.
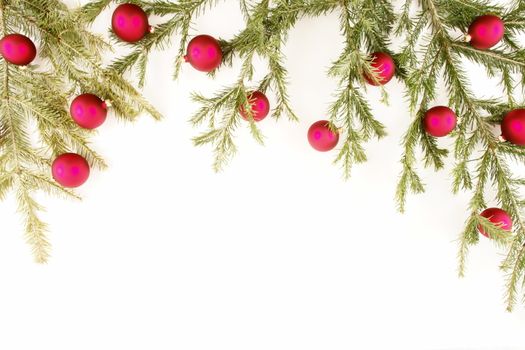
[1,0,525,311]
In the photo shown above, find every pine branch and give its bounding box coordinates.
[395,0,525,310]
[0,0,160,261]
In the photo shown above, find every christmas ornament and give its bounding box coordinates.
[184,35,223,72]
[423,106,457,137]
[52,153,90,188]
[70,93,108,129]
[467,15,504,50]
[478,207,512,238]
[308,120,339,152]
[501,109,525,146]
[239,91,270,122]
[364,52,396,86]
[0,33,36,66]
[111,3,150,43]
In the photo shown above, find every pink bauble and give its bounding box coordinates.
[184,35,222,72]
[364,52,396,86]
[0,34,36,66]
[111,3,150,43]
[478,207,512,238]
[468,15,504,50]
[52,153,90,188]
[308,120,339,152]
[501,109,525,146]
[70,94,108,129]
[239,91,270,122]
[423,106,457,137]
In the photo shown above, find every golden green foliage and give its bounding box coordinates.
[0,0,160,262]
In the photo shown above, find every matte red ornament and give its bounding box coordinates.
[0,34,36,66]
[184,35,222,72]
[308,120,339,152]
[239,91,270,122]
[364,52,396,86]
[501,109,525,146]
[467,15,504,50]
[70,94,108,129]
[52,153,90,188]
[423,106,457,137]
[478,207,512,238]
[111,3,150,43]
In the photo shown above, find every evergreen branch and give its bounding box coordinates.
[16,184,50,263]
[395,0,525,309]
[1,2,51,261]
[0,0,160,260]
[451,42,525,71]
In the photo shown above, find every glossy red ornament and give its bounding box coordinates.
[364,52,396,86]
[70,94,108,129]
[423,106,457,137]
[467,15,504,50]
[0,34,36,66]
[239,91,270,122]
[52,153,90,188]
[308,120,339,152]
[111,3,150,43]
[478,207,512,238]
[501,109,525,146]
[184,35,222,72]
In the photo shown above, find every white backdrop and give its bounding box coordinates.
[1,1,524,349]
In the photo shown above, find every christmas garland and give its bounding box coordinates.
[2,0,525,311]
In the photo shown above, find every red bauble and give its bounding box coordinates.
[467,15,504,50]
[501,109,525,146]
[308,120,339,152]
[364,52,396,86]
[0,34,36,66]
[478,207,512,238]
[184,35,223,72]
[111,3,150,43]
[52,153,90,188]
[70,94,108,129]
[240,91,270,122]
[423,106,457,137]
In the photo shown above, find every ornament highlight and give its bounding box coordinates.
[52,153,90,188]
[70,94,108,129]
[364,52,396,86]
[478,207,512,238]
[239,91,270,122]
[308,120,339,152]
[467,15,504,50]
[111,3,150,43]
[0,34,36,66]
[184,35,223,72]
[423,106,457,137]
[501,109,525,146]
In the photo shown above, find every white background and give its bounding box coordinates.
[1,1,524,349]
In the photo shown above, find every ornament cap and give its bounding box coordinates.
[498,134,507,142]
[148,25,155,33]
[464,34,472,43]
